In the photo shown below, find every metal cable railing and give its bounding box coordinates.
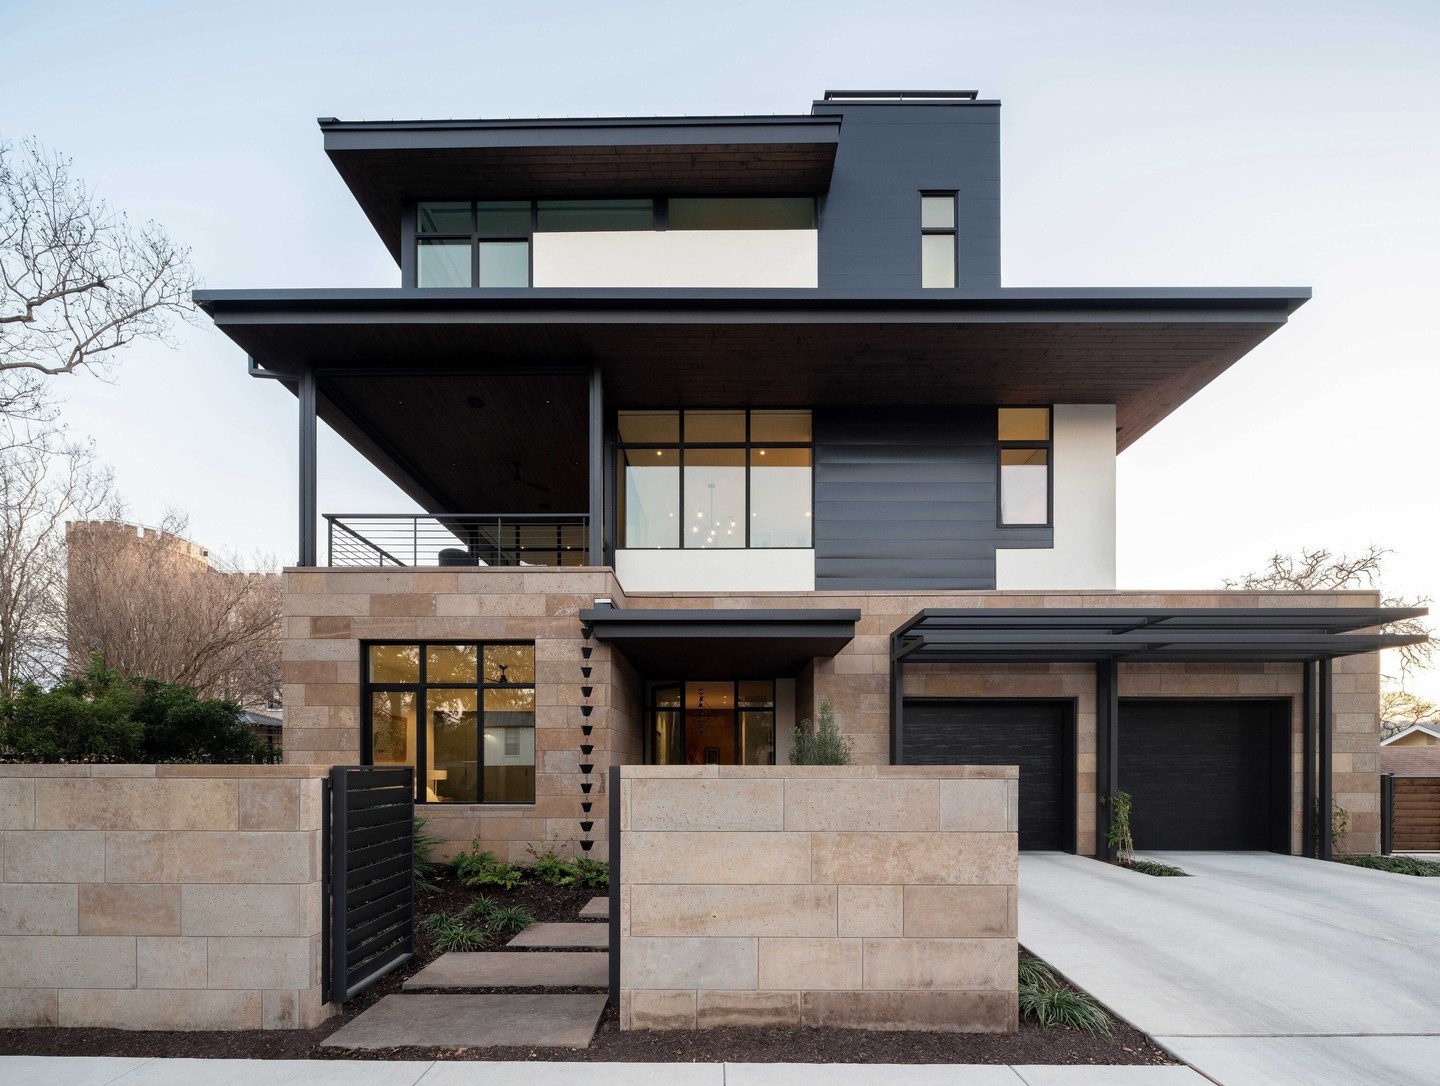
[324,513,590,567]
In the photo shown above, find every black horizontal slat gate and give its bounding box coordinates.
[325,766,415,1003]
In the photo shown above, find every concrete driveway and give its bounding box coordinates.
[1019,852,1440,1086]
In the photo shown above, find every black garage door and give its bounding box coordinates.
[901,699,1074,851]
[1119,699,1290,852]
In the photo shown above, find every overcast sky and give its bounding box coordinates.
[4,0,1437,693]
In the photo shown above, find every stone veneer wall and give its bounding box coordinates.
[617,765,1018,1031]
[0,764,330,1030]
[284,570,1383,860]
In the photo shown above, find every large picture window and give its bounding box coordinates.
[364,642,536,804]
[998,407,1052,526]
[617,409,812,549]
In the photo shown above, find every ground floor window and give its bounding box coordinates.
[364,642,536,804]
[647,679,775,766]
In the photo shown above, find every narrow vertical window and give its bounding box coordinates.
[920,193,957,288]
[998,407,1052,525]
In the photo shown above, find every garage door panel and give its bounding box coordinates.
[902,699,1073,851]
[1119,699,1288,852]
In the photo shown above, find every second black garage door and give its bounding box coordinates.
[1119,699,1290,852]
[901,699,1075,851]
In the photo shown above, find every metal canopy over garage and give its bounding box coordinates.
[890,606,1430,862]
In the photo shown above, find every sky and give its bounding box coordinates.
[3,0,1437,692]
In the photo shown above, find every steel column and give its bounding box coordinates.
[1380,773,1395,856]
[889,634,904,764]
[1095,658,1119,861]
[298,366,318,566]
[588,365,604,566]
[608,765,621,1006]
[1302,660,1316,857]
[1317,658,1334,861]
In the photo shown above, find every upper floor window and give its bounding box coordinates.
[417,201,531,287]
[617,409,812,549]
[998,407,1051,526]
[920,192,957,288]
[415,197,817,287]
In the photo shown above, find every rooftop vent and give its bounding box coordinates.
[822,90,979,101]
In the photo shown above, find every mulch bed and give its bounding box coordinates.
[0,872,1174,1066]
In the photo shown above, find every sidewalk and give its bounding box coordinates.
[1,1056,1207,1085]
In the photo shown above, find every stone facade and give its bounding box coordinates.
[0,765,330,1030]
[283,568,1384,860]
[616,764,1018,1031]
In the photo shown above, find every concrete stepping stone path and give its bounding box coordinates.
[508,921,609,949]
[320,993,608,1050]
[579,895,609,920]
[404,951,608,990]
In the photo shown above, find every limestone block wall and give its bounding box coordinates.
[617,765,1018,1032]
[282,567,640,862]
[0,765,331,1031]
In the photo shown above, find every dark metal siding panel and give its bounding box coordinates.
[813,406,1051,590]
[1118,700,1289,851]
[812,101,1002,291]
[901,699,1072,851]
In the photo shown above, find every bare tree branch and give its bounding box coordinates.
[1225,544,1435,676]
[0,138,197,394]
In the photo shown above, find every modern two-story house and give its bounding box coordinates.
[196,89,1423,862]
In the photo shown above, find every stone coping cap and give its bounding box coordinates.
[0,763,331,778]
[619,765,1017,780]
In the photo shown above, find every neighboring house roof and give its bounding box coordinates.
[1381,723,1440,746]
[240,710,283,729]
[1381,746,1440,777]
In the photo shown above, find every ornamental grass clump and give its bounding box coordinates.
[1343,854,1440,877]
[790,699,853,765]
[1018,954,1112,1037]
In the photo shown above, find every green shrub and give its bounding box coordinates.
[419,912,490,952]
[1017,956,1057,989]
[1129,859,1188,877]
[0,658,266,765]
[413,816,444,894]
[1019,985,1113,1037]
[572,857,610,889]
[790,699,853,765]
[526,842,579,886]
[1342,854,1440,877]
[451,842,525,890]
[1101,790,1135,866]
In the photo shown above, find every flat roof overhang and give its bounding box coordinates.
[893,607,1430,664]
[579,607,861,676]
[320,115,842,262]
[196,287,1310,458]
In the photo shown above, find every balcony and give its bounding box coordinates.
[324,514,590,567]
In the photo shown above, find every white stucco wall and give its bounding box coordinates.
[614,548,816,593]
[995,404,1117,590]
[532,230,818,288]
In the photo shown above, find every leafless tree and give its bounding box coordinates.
[1225,544,1434,677]
[0,138,196,398]
[1380,688,1439,736]
[0,428,114,689]
[64,515,282,707]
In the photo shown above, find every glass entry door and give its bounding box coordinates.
[646,679,775,765]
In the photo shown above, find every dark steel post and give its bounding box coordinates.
[1096,658,1119,861]
[1380,773,1395,856]
[327,766,347,1003]
[889,634,904,765]
[1302,660,1316,858]
[1318,658,1334,861]
[298,367,318,566]
[589,365,604,566]
[608,764,621,1007]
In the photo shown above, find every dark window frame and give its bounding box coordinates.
[614,408,814,550]
[919,191,959,289]
[996,405,1054,529]
[645,678,778,766]
[415,202,533,288]
[360,640,537,805]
